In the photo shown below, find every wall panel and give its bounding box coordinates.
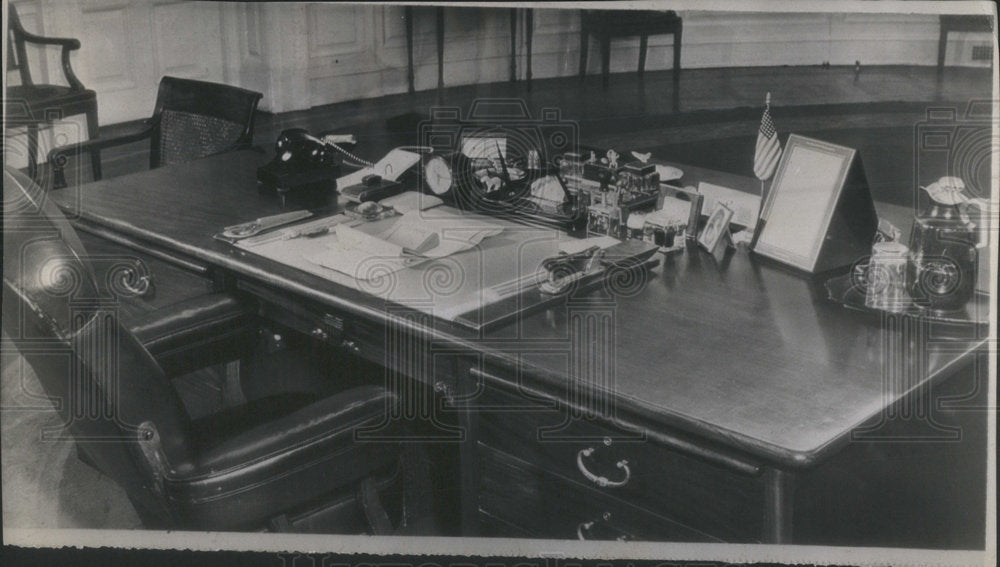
[8,3,989,123]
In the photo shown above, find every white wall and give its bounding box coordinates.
[6,1,994,127]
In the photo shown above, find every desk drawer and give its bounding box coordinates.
[478,444,715,542]
[239,280,457,386]
[469,366,766,542]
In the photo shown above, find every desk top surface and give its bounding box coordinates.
[48,149,989,467]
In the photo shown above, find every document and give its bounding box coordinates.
[305,210,503,279]
[336,148,422,188]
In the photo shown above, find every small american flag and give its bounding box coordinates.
[754,94,782,181]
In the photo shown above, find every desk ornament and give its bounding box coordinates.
[908,176,988,312]
[539,240,659,296]
[641,198,692,254]
[698,202,735,255]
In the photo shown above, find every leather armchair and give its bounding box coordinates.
[2,167,407,532]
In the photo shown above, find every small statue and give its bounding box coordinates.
[588,151,597,163]
[606,149,620,169]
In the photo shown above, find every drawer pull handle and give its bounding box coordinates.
[576,447,631,488]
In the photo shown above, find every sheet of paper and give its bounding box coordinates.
[336,148,421,188]
[379,209,504,259]
[698,181,761,228]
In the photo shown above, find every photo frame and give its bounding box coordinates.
[663,183,705,239]
[751,134,877,273]
[698,202,734,254]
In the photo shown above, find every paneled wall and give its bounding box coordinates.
[7,1,992,127]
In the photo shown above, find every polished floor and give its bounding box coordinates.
[2,63,994,531]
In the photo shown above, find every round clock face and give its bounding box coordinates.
[424,156,454,196]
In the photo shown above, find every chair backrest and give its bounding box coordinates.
[148,76,264,168]
[7,5,34,86]
[2,166,196,523]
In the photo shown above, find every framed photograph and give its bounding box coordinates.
[751,134,872,272]
[698,202,734,253]
[663,183,705,239]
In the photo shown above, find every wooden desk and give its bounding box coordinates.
[48,149,989,546]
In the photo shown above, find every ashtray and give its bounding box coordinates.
[344,201,395,221]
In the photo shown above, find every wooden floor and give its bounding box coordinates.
[2,63,994,532]
[83,64,994,183]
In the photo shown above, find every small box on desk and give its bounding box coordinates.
[583,161,617,184]
[257,161,339,208]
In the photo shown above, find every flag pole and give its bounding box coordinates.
[761,91,770,200]
[750,92,772,250]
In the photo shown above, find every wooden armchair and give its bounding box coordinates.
[5,4,100,181]
[50,76,262,188]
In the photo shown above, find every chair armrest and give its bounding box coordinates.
[19,30,87,90]
[49,124,155,187]
[128,293,257,377]
[164,386,401,529]
[17,29,81,50]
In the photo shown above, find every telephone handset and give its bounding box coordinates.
[273,128,373,170]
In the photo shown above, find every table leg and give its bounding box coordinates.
[763,468,796,543]
[436,7,445,91]
[85,103,102,181]
[405,6,415,93]
[525,9,533,90]
[509,8,517,82]
[937,23,948,81]
[673,21,683,85]
[638,34,648,77]
[600,31,611,87]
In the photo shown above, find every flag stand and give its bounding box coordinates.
[749,92,780,250]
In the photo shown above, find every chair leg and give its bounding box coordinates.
[638,34,648,77]
[937,25,948,81]
[85,103,103,181]
[26,124,39,180]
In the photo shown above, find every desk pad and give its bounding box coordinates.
[235,206,579,329]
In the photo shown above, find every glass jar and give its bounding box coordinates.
[865,241,911,312]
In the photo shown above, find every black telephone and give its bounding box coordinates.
[258,128,354,207]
